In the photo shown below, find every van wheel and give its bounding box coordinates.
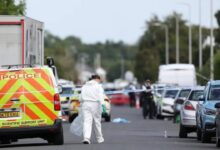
[179,124,187,138]
[52,126,64,145]
[105,115,111,122]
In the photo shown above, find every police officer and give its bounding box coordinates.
[141,79,155,119]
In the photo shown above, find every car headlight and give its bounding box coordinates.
[204,108,216,116]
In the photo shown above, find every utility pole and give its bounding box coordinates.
[179,3,192,64]
[153,23,169,64]
[165,26,169,64]
[199,0,203,71]
[210,0,214,80]
[176,14,180,64]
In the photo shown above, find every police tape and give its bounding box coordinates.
[69,89,148,97]
[104,89,147,95]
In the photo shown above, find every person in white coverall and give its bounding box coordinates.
[80,75,104,144]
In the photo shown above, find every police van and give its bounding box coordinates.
[0,64,63,145]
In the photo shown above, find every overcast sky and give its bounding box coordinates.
[26,0,220,44]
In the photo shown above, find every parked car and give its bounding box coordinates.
[179,86,204,138]
[196,80,220,143]
[60,84,74,115]
[68,88,111,122]
[215,102,220,147]
[173,87,192,123]
[156,87,180,118]
[68,88,81,123]
[110,91,130,105]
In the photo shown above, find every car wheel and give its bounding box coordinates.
[201,128,211,143]
[1,139,11,144]
[179,124,187,138]
[216,128,220,147]
[105,115,111,122]
[197,127,202,141]
[52,126,64,145]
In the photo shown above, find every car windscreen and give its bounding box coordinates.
[61,87,73,94]
[178,89,191,98]
[164,90,179,98]
[208,85,220,101]
[188,90,204,101]
[157,89,164,95]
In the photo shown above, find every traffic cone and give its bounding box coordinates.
[135,98,140,109]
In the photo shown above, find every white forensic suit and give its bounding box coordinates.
[80,80,104,143]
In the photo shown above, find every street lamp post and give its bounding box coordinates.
[176,14,180,64]
[199,0,203,71]
[179,3,192,64]
[153,23,169,64]
[210,0,214,80]
[165,26,169,64]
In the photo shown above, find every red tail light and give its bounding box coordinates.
[184,101,195,110]
[54,93,61,111]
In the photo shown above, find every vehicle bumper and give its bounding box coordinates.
[203,115,216,136]
[181,110,196,126]
[161,105,174,116]
[0,119,62,139]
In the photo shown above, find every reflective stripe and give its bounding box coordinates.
[0,68,58,127]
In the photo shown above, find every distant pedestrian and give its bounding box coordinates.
[128,83,136,107]
[79,75,104,144]
[141,79,155,119]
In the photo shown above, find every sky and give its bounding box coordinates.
[26,0,220,44]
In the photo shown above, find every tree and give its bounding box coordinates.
[214,51,220,79]
[215,10,220,47]
[135,13,189,82]
[135,48,159,82]
[0,0,26,15]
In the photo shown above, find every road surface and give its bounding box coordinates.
[0,105,218,150]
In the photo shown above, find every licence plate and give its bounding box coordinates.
[0,111,20,118]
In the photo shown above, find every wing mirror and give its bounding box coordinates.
[58,85,63,94]
[215,103,220,109]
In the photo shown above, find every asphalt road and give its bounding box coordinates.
[0,105,219,150]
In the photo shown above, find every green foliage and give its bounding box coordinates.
[78,41,137,81]
[135,12,216,84]
[0,0,26,15]
[215,10,220,47]
[44,31,136,82]
[44,32,78,81]
[214,51,220,80]
[135,48,159,82]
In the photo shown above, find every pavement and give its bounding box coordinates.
[0,105,218,150]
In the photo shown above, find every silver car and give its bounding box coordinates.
[179,86,204,138]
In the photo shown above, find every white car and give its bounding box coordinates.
[179,86,204,138]
[156,88,180,118]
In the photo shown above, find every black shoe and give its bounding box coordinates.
[82,140,90,144]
